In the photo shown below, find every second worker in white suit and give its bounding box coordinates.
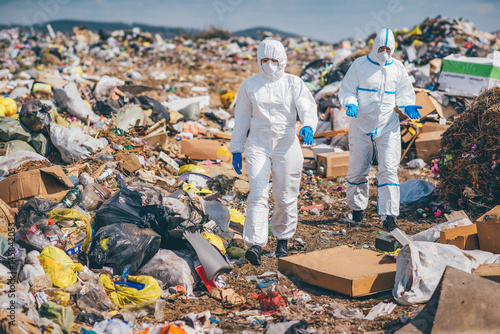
[230,39,318,265]
[339,28,421,231]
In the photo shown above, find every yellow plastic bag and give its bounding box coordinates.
[100,274,162,308]
[220,91,236,108]
[0,97,17,117]
[39,246,84,289]
[179,164,206,175]
[201,232,226,254]
[48,208,93,252]
[229,209,245,225]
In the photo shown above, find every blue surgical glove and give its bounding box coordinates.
[299,126,314,145]
[232,153,242,175]
[346,104,358,118]
[405,105,422,120]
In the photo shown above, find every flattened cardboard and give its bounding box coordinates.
[415,131,444,162]
[476,218,500,254]
[181,139,231,162]
[118,152,142,174]
[0,166,73,205]
[444,210,469,221]
[415,92,443,119]
[316,151,349,178]
[278,245,396,297]
[476,205,500,222]
[301,147,314,159]
[421,122,449,133]
[0,198,15,239]
[439,224,478,250]
[473,263,500,283]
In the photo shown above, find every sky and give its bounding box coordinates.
[0,0,499,43]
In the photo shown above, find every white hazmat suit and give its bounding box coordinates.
[230,40,318,247]
[339,29,416,218]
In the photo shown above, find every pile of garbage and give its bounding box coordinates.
[439,86,500,210]
[0,13,499,334]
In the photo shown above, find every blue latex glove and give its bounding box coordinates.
[346,104,358,118]
[405,105,422,119]
[299,126,314,145]
[232,153,242,175]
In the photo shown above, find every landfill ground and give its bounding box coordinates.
[155,163,437,333]
[1,14,500,334]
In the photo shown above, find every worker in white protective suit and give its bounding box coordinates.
[339,28,421,231]
[230,40,318,266]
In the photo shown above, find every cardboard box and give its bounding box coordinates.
[421,122,450,133]
[278,245,397,297]
[415,91,443,119]
[0,166,73,205]
[415,131,444,163]
[476,205,500,222]
[473,264,500,283]
[301,147,314,159]
[439,224,479,250]
[316,151,349,178]
[438,51,500,97]
[476,217,500,254]
[181,139,231,162]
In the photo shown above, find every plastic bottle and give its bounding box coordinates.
[41,219,65,249]
[59,185,83,208]
[79,172,94,186]
[80,183,111,211]
[16,224,51,251]
[93,154,114,163]
[95,168,114,182]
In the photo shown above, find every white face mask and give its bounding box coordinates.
[262,61,279,75]
[377,51,390,62]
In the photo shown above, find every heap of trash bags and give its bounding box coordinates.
[0,13,499,334]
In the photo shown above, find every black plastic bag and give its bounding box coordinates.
[136,96,170,123]
[94,101,118,117]
[94,187,181,248]
[139,204,175,248]
[19,100,52,133]
[324,69,344,85]
[87,223,161,274]
[93,188,143,230]
[15,198,61,228]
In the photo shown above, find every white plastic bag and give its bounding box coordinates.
[412,217,472,242]
[137,249,195,296]
[53,81,100,123]
[50,123,107,163]
[19,250,45,282]
[393,241,500,305]
[0,150,47,177]
[93,75,124,101]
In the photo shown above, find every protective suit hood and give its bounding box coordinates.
[257,39,287,81]
[369,28,395,66]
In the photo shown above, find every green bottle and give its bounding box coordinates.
[60,185,83,208]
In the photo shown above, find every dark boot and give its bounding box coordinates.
[276,239,288,258]
[352,210,364,224]
[383,216,398,232]
[245,245,262,266]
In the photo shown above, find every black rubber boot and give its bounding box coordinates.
[352,210,364,224]
[276,239,288,258]
[245,245,262,266]
[383,216,398,232]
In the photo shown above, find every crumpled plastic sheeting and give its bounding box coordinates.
[137,249,195,296]
[393,241,500,305]
[50,123,107,163]
[0,150,47,177]
[53,81,100,123]
[93,75,124,101]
